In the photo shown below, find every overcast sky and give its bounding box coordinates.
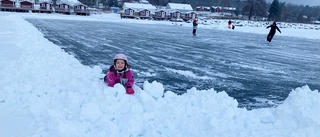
[266,0,320,6]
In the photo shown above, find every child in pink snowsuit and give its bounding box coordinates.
[104,54,135,94]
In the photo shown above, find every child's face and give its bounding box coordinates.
[115,59,125,70]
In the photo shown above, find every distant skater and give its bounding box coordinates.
[266,22,281,42]
[192,19,198,36]
[228,19,232,29]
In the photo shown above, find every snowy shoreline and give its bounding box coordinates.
[18,12,320,40]
[1,12,320,137]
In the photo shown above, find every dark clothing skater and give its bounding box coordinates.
[192,19,198,36]
[266,22,281,42]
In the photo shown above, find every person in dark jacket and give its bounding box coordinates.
[228,20,232,28]
[192,19,198,36]
[266,22,281,42]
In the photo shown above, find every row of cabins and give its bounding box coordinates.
[196,6,237,13]
[122,8,197,21]
[121,3,197,21]
[120,3,237,21]
[0,0,89,15]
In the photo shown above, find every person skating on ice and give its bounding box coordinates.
[266,22,281,42]
[192,18,198,36]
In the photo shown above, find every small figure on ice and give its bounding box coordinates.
[192,18,198,36]
[266,22,281,42]
[228,19,232,29]
[104,53,135,94]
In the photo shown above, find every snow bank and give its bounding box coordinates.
[0,12,320,137]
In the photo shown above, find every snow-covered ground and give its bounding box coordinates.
[1,12,320,137]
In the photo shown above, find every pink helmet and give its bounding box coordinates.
[113,53,127,61]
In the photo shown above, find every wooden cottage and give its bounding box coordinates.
[222,7,236,14]
[166,3,193,12]
[20,1,33,9]
[74,4,89,16]
[196,6,210,11]
[139,9,151,19]
[211,6,221,12]
[121,2,156,19]
[39,2,52,13]
[154,10,166,20]
[55,3,71,14]
[184,11,197,20]
[121,8,135,18]
[17,0,34,12]
[0,0,15,11]
[169,11,181,19]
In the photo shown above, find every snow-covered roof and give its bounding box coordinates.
[122,2,156,10]
[59,0,83,6]
[155,9,166,12]
[166,3,193,11]
[68,0,81,5]
[211,6,236,10]
[185,11,197,13]
[196,6,210,9]
[156,6,166,9]
[38,0,50,3]
[39,1,51,3]
[73,3,86,6]
[18,0,33,2]
[314,20,320,24]
[223,7,236,10]
[211,6,222,9]
[20,0,32,2]
[140,0,149,4]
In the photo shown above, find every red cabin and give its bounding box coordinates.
[0,0,15,11]
[20,1,33,9]
[0,0,15,8]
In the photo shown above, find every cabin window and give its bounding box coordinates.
[141,11,145,16]
[125,10,130,15]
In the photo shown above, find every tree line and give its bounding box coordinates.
[78,0,320,23]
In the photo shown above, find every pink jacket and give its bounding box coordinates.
[105,65,134,88]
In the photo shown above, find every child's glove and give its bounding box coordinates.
[126,88,135,94]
